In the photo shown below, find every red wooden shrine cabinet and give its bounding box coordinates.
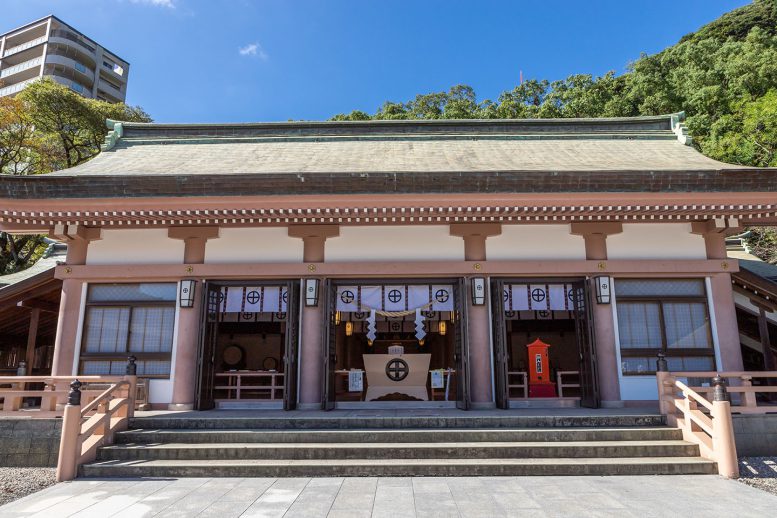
[527,338,557,398]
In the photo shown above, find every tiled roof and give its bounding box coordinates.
[47,114,744,177]
[739,259,777,287]
[0,240,66,289]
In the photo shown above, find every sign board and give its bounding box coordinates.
[348,370,363,392]
[431,369,445,389]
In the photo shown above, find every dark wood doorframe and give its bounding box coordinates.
[195,281,221,410]
[491,279,509,409]
[195,279,301,411]
[573,278,600,408]
[321,279,337,410]
[490,277,600,409]
[454,278,471,410]
[283,280,301,411]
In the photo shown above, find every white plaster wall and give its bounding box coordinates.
[205,228,303,263]
[486,224,585,260]
[326,226,464,262]
[607,223,706,260]
[619,376,659,401]
[148,380,174,405]
[87,229,184,265]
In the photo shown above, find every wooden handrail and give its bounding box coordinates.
[507,371,528,399]
[656,371,750,478]
[556,370,581,398]
[0,375,147,414]
[0,376,126,383]
[56,374,137,482]
[662,371,777,378]
[80,381,128,414]
[674,380,713,411]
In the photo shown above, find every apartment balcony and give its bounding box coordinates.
[0,77,38,97]
[48,31,96,57]
[48,74,93,97]
[2,35,47,58]
[0,56,43,79]
[45,54,95,84]
[97,78,125,101]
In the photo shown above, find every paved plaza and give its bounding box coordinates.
[1,475,776,518]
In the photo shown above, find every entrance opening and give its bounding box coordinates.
[504,312,581,400]
[333,312,458,405]
[492,279,599,409]
[322,281,469,409]
[196,282,299,410]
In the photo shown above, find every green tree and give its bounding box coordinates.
[0,95,40,175]
[19,78,151,170]
[0,79,152,274]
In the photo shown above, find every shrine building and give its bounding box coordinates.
[2,113,776,412]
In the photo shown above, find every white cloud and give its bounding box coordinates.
[130,0,176,8]
[239,42,268,61]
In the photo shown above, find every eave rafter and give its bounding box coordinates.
[2,201,777,231]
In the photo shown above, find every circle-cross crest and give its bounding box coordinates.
[388,289,403,303]
[435,289,450,303]
[341,290,355,304]
[386,358,409,382]
[246,291,261,305]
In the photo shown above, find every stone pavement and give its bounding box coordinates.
[1,475,775,517]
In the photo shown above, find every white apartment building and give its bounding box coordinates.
[0,15,129,102]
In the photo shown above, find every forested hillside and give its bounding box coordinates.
[331,0,777,262]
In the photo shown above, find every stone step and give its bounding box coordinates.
[79,456,717,478]
[115,426,682,445]
[129,414,666,430]
[97,440,700,461]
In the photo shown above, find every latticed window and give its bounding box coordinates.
[79,283,176,378]
[615,279,715,375]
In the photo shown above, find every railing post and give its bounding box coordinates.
[655,353,671,416]
[56,380,82,482]
[740,375,757,409]
[711,376,739,479]
[125,356,138,419]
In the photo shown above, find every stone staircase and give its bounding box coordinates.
[79,414,717,477]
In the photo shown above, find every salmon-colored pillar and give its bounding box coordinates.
[692,222,744,372]
[571,223,623,407]
[450,224,501,408]
[289,225,339,410]
[168,227,219,410]
[51,226,101,377]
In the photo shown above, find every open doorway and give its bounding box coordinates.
[321,280,470,409]
[196,281,299,410]
[492,279,599,409]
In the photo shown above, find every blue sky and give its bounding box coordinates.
[3,0,751,122]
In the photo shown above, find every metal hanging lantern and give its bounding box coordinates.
[594,276,611,304]
[179,279,197,308]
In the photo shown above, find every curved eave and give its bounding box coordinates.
[2,168,777,200]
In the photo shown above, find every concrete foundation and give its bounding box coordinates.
[0,418,61,467]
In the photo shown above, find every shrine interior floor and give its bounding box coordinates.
[2,474,775,517]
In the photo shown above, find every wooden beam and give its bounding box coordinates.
[0,282,61,313]
[25,308,40,372]
[758,307,776,371]
[18,299,60,314]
